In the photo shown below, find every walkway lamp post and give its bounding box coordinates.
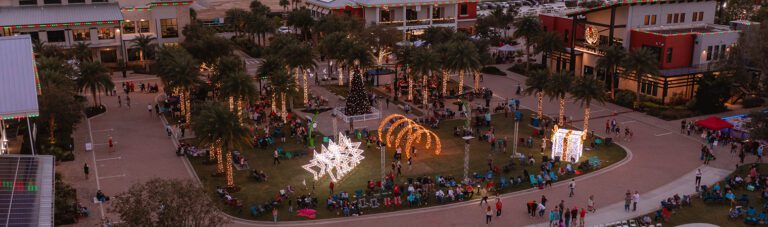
[462,135,474,182]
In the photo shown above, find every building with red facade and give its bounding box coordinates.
[305,0,478,38]
[539,0,758,104]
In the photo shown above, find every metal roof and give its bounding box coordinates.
[0,35,39,119]
[0,3,123,27]
[0,155,55,227]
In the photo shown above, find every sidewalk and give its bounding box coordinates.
[526,166,733,227]
[58,73,192,226]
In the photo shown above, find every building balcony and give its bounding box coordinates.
[377,17,455,27]
[432,17,456,24]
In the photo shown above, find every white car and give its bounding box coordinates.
[277,26,292,34]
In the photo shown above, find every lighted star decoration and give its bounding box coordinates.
[303,134,365,182]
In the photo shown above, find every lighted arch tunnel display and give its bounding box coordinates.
[378,114,442,160]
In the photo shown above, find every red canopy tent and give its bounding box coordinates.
[695,117,734,130]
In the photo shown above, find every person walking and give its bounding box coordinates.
[588,195,596,213]
[564,207,571,227]
[632,191,640,211]
[479,187,489,206]
[147,104,153,116]
[485,205,493,224]
[117,95,122,107]
[273,149,280,165]
[272,207,278,222]
[495,198,502,217]
[108,136,114,152]
[579,208,586,226]
[624,190,632,212]
[329,181,335,194]
[569,179,576,197]
[83,162,89,179]
[695,168,702,189]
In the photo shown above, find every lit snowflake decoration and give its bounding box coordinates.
[303,134,365,182]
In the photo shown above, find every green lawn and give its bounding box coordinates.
[637,164,768,227]
[189,110,626,221]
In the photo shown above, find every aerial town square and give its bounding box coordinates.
[1,0,768,226]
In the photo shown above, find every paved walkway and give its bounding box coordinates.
[59,73,193,226]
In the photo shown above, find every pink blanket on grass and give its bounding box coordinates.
[297,208,317,219]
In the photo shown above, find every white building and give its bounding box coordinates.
[0,0,192,64]
[305,0,479,38]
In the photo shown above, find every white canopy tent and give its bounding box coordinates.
[497,44,519,52]
[0,35,40,155]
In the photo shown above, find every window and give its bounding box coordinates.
[666,48,673,63]
[406,9,417,20]
[1,27,14,37]
[644,15,650,25]
[432,7,442,19]
[712,45,720,60]
[123,21,136,34]
[680,13,685,23]
[706,46,713,60]
[98,27,114,40]
[583,66,594,76]
[641,81,658,96]
[19,0,36,5]
[72,29,90,41]
[92,0,107,2]
[160,19,178,38]
[127,48,141,61]
[21,32,39,42]
[380,9,391,22]
[460,3,468,16]
[667,14,672,23]
[564,29,569,43]
[698,12,704,21]
[46,30,65,42]
[68,0,85,3]
[139,20,150,33]
[673,13,679,23]
[43,0,60,4]
[720,44,727,59]
[651,15,657,25]
[99,49,117,63]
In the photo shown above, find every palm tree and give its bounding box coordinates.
[76,61,114,107]
[71,42,92,63]
[596,45,626,99]
[622,48,660,108]
[283,43,316,104]
[535,31,565,68]
[219,71,258,122]
[447,40,481,95]
[192,102,252,189]
[544,70,574,126]
[279,0,290,12]
[513,16,542,72]
[433,43,452,96]
[155,47,202,125]
[410,47,440,107]
[523,69,548,120]
[268,68,298,122]
[571,75,607,134]
[130,34,157,72]
[340,38,374,86]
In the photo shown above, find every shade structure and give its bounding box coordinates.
[695,116,734,130]
[0,35,39,120]
[497,44,518,52]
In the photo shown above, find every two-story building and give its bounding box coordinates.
[305,0,478,39]
[0,0,191,65]
[538,0,758,104]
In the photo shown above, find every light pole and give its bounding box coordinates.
[462,135,474,182]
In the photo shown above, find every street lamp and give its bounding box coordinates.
[462,135,474,181]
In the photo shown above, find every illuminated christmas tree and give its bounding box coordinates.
[345,71,371,115]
